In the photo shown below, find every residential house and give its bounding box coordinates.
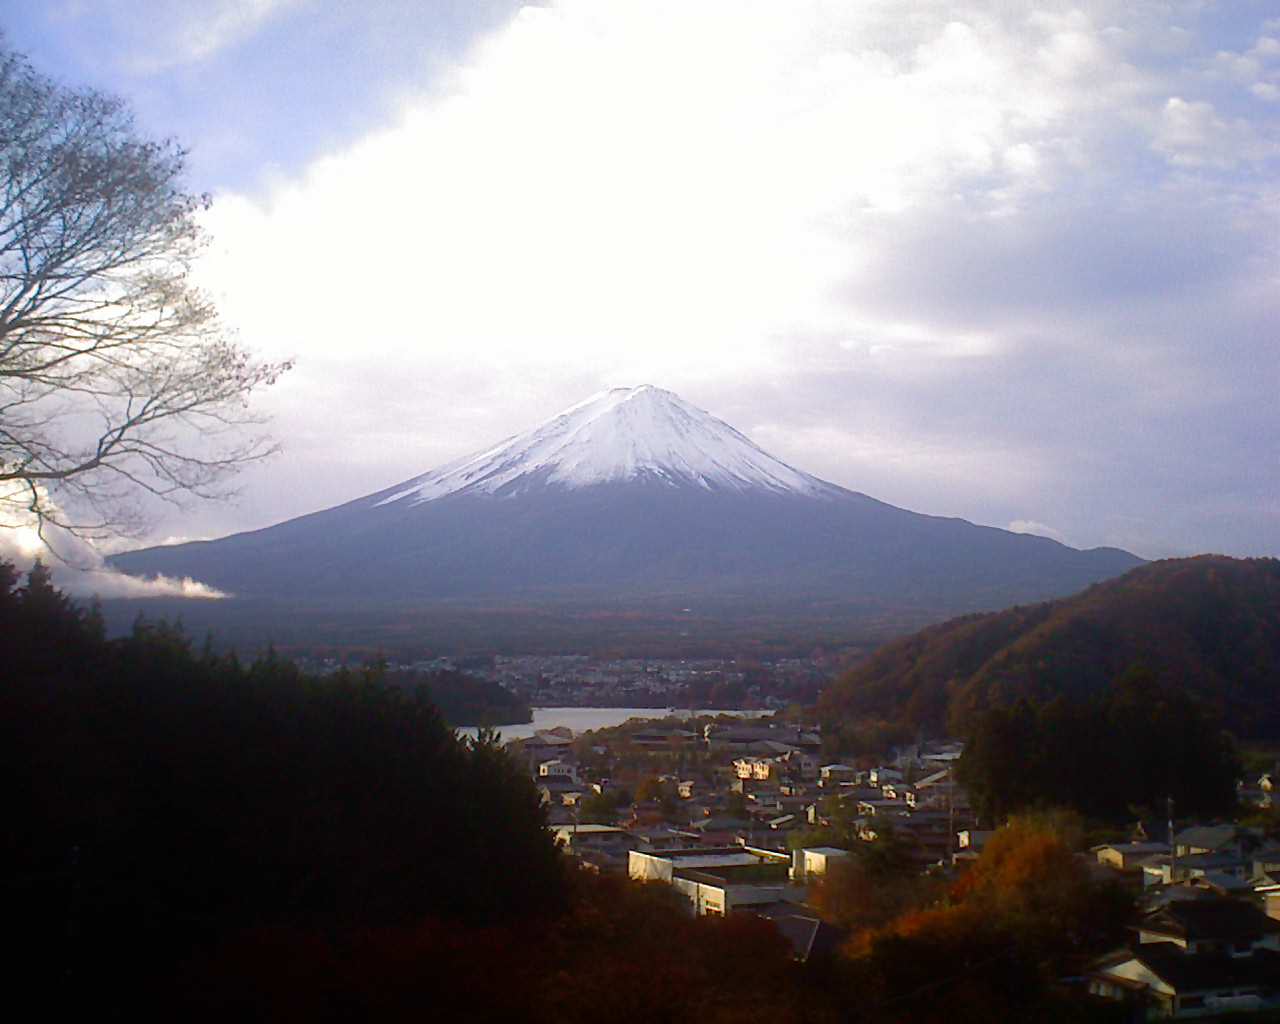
[818,764,858,787]
[867,766,904,787]
[538,758,579,783]
[734,756,777,781]
[1089,897,1280,1018]
[550,824,643,866]
[879,782,916,805]
[953,829,995,865]
[536,777,584,807]
[857,798,908,818]
[751,902,847,962]
[780,749,819,779]
[1095,841,1172,872]
[1174,826,1262,860]
[912,769,971,813]
[520,731,575,770]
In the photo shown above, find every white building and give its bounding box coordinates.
[628,846,793,916]
[790,846,849,882]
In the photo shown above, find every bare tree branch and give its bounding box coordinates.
[0,40,290,540]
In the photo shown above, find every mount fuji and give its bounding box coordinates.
[110,386,1141,616]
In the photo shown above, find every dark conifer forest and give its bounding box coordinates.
[3,560,561,1012]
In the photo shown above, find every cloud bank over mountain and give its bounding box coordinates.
[12,3,1279,560]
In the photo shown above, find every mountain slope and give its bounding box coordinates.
[818,555,1280,738]
[110,386,1142,615]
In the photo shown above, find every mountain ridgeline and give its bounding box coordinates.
[110,387,1141,632]
[819,555,1280,740]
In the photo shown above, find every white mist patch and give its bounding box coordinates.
[70,568,229,600]
[0,485,230,600]
[1008,519,1068,545]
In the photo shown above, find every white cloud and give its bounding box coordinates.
[200,2,1146,383]
[1152,96,1272,167]
[167,0,1280,558]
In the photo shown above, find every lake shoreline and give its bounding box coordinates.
[456,705,772,742]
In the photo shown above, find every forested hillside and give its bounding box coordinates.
[819,555,1280,740]
[2,561,561,1012]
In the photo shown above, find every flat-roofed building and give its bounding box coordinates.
[628,846,794,916]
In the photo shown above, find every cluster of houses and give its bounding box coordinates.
[1087,821,1280,1018]
[523,721,972,865]
[521,717,1280,1012]
[515,720,975,959]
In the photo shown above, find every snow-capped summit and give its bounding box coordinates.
[373,385,839,507]
[111,385,1143,618]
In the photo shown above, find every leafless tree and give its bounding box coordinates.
[0,41,290,541]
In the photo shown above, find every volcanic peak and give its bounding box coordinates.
[373,385,840,507]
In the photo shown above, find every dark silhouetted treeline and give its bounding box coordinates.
[2,562,561,1014]
[956,666,1240,823]
[385,667,532,726]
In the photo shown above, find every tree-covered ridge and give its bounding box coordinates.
[819,555,1280,740]
[385,667,532,727]
[2,561,563,1011]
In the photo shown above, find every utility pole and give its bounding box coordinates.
[948,773,955,869]
[1167,795,1177,883]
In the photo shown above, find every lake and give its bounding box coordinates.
[455,706,771,743]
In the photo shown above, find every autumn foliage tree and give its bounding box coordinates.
[842,813,1133,1023]
[809,827,938,935]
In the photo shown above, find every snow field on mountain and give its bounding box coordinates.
[374,385,839,507]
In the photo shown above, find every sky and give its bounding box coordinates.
[4,0,1279,574]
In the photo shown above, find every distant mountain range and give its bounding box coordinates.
[818,555,1280,739]
[111,385,1141,623]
